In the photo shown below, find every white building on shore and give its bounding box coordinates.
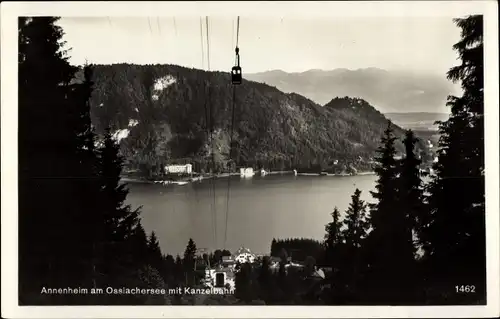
[165,164,192,175]
[240,167,254,177]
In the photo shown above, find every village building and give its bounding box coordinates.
[233,247,256,264]
[221,256,236,270]
[165,163,192,175]
[239,167,254,177]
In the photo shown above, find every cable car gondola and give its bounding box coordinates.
[231,47,242,85]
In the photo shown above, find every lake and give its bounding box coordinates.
[126,174,378,256]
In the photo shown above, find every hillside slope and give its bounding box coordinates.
[83,64,430,178]
[245,68,461,113]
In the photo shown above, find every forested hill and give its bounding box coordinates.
[81,63,430,178]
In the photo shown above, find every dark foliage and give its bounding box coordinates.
[361,122,418,304]
[270,238,325,264]
[422,15,486,303]
[19,17,178,305]
[323,207,342,267]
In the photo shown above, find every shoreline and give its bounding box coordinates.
[121,170,376,185]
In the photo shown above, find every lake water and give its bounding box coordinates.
[126,174,378,256]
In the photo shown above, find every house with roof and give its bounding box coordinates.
[165,163,193,175]
[233,247,256,264]
[239,167,255,177]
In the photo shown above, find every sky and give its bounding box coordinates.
[56,16,462,75]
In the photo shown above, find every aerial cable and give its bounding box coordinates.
[156,17,161,35]
[173,17,178,37]
[205,17,211,71]
[224,16,241,249]
[200,17,205,69]
[224,83,238,249]
[236,16,240,48]
[147,17,153,35]
[203,16,217,249]
[206,16,218,248]
[199,16,215,248]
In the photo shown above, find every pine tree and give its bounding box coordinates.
[277,260,289,302]
[213,249,223,265]
[18,17,97,304]
[343,189,369,250]
[18,18,155,304]
[235,263,253,303]
[163,254,176,286]
[174,255,183,285]
[396,129,426,302]
[70,64,104,292]
[183,238,197,284]
[96,127,143,285]
[363,121,409,303]
[324,207,343,267]
[304,256,316,275]
[423,15,485,302]
[399,130,425,255]
[323,206,344,304]
[271,238,277,256]
[147,231,164,276]
[279,248,289,264]
[126,222,149,271]
[257,256,272,302]
[369,121,399,229]
[333,189,369,303]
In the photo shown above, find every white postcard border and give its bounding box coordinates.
[1,1,498,318]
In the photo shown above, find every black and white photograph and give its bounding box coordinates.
[1,1,499,318]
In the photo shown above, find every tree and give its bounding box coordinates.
[304,256,316,275]
[399,130,425,254]
[174,255,184,284]
[279,248,289,264]
[127,222,148,267]
[423,15,485,303]
[74,65,106,291]
[235,263,253,303]
[324,207,343,267]
[138,265,169,305]
[363,121,409,303]
[202,253,209,264]
[369,121,399,229]
[338,189,370,301]
[270,238,277,256]
[18,17,168,305]
[257,256,273,301]
[213,249,223,265]
[395,129,427,302]
[277,260,289,302]
[163,254,176,286]
[18,17,100,304]
[183,238,197,284]
[96,127,143,286]
[343,189,369,249]
[147,231,164,275]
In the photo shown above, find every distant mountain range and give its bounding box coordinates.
[385,112,450,132]
[77,64,433,178]
[245,68,461,113]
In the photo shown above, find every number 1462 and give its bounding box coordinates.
[455,285,476,293]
